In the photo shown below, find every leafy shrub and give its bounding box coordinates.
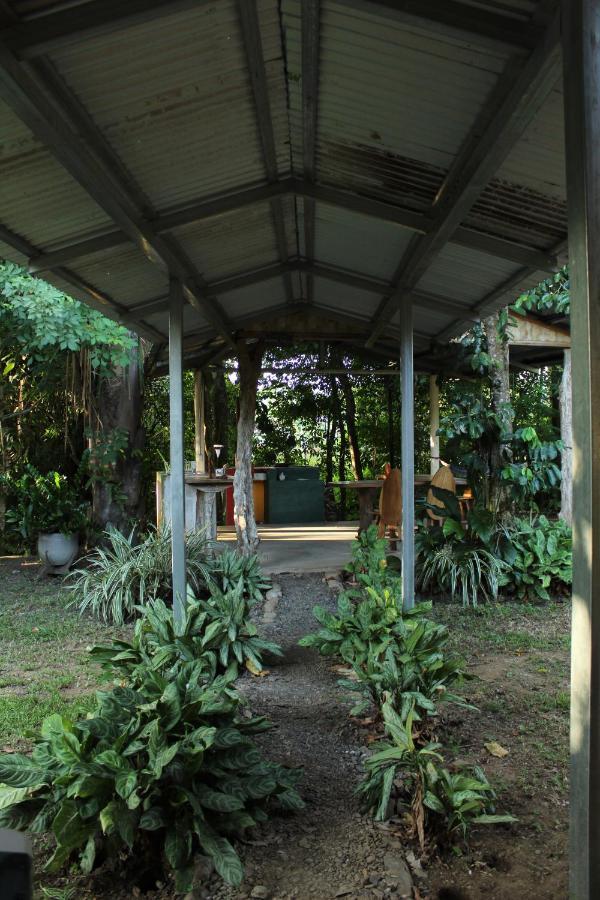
[91,591,282,684]
[4,465,88,544]
[345,525,402,603]
[339,624,471,721]
[357,701,515,847]
[0,639,301,890]
[299,588,427,668]
[494,514,572,601]
[211,549,271,604]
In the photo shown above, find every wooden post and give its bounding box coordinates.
[429,374,440,476]
[400,298,415,610]
[168,279,187,629]
[193,370,206,474]
[562,2,600,896]
[560,348,573,526]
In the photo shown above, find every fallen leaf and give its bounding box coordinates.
[245,659,269,677]
[484,740,509,758]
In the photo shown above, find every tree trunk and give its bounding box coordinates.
[560,348,573,526]
[325,411,336,484]
[233,342,263,555]
[90,337,145,533]
[483,312,513,511]
[338,373,363,480]
[330,377,347,519]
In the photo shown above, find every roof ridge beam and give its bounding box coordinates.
[366,9,561,347]
[237,0,294,304]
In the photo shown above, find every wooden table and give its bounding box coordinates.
[328,474,468,534]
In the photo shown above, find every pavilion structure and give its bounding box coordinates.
[0,1,597,894]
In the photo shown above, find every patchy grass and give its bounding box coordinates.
[425,596,570,898]
[0,555,123,749]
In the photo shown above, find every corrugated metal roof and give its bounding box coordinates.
[49,2,277,211]
[313,202,413,281]
[0,0,569,359]
[170,201,284,283]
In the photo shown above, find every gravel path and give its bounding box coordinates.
[209,573,414,900]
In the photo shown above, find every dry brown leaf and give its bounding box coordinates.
[245,659,270,677]
[484,740,509,758]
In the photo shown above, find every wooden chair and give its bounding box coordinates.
[426,465,456,524]
[377,466,402,549]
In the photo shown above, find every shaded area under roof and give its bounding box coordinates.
[0,0,567,364]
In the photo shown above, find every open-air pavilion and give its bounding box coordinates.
[0,0,597,894]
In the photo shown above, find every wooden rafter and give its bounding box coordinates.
[236,0,294,304]
[0,44,236,349]
[26,175,561,276]
[302,0,320,304]
[1,0,539,61]
[366,10,561,347]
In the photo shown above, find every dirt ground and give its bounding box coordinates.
[0,559,570,900]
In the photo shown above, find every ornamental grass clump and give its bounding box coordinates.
[70,528,271,626]
[70,526,215,625]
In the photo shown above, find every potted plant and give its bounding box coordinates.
[5,466,88,573]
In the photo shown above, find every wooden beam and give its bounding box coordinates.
[25,173,559,274]
[1,0,203,60]
[434,236,568,342]
[0,44,236,348]
[359,0,541,52]
[366,10,561,346]
[302,0,320,304]
[1,0,540,65]
[237,0,294,304]
[122,258,483,324]
[562,2,600,896]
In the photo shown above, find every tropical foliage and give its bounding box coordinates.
[0,599,299,890]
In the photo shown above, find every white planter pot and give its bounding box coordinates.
[37,532,79,573]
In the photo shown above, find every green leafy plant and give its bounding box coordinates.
[91,588,282,689]
[357,701,515,847]
[211,549,271,604]
[339,623,471,721]
[0,661,302,891]
[494,514,572,601]
[70,526,215,625]
[4,465,88,543]
[299,588,427,668]
[344,525,402,603]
